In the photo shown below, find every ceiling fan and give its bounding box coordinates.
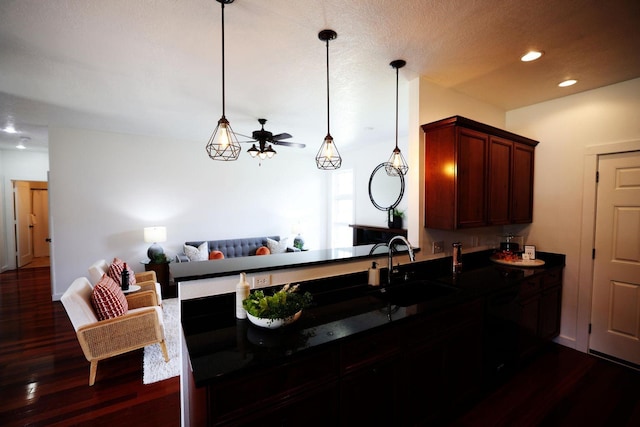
[238,118,305,160]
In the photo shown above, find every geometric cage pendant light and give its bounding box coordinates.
[206,0,241,161]
[315,29,342,170]
[385,59,409,176]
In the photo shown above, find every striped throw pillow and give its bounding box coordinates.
[91,274,128,320]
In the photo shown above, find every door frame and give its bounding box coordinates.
[576,139,640,353]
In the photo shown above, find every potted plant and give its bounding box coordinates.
[388,208,405,229]
[150,252,172,264]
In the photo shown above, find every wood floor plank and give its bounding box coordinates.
[0,267,179,427]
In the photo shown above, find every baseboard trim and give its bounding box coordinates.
[589,349,639,371]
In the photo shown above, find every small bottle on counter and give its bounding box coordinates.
[235,272,250,319]
[452,242,462,274]
[368,261,380,286]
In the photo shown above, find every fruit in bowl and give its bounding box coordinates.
[243,284,313,329]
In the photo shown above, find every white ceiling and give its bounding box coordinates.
[0,0,639,154]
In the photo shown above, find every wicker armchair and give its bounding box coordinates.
[88,259,163,305]
[61,277,169,386]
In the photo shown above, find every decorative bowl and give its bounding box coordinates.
[246,310,302,329]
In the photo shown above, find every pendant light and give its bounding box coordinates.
[205,0,241,161]
[315,29,342,170]
[385,59,408,176]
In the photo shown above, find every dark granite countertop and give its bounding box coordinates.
[182,249,565,387]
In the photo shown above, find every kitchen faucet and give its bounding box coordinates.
[387,235,415,285]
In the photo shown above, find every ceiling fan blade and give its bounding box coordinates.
[235,133,254,140]
[271,133,293,141]
[273,141,306,148]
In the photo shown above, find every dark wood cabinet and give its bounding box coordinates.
[422,116,538,230]
[511,142,535,223]
[403,299,484,425]
[143,261,176,298]
[488,136,513,225]
[198,300,484,426]
[517,267,563,361]
[189,263,562,426]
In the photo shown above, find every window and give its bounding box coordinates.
[330,169,354,248]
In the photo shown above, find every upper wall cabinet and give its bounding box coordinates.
[422,116,538,230]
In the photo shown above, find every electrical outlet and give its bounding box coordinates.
[432,241,444,254]
[254,274,271,287]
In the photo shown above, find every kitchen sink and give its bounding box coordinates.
[371,280,460,307]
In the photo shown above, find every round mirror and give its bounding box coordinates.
[368,162,405,211]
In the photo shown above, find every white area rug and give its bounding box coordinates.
[143,298,180,384]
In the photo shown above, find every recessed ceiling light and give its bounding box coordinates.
[558,79,577,87]
[3,124,17,134]
[16,136,29,149]
[521,51,543,62]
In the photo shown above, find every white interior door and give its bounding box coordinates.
[14,181,33,267]
[32,188,50,258]
[590,151,640,366]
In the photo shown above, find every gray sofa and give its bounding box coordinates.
[176,235,298,262]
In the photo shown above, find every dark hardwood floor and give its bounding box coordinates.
[1,267,639,426]
[0,267,180,427]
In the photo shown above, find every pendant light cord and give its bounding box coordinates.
[325,38,331,137]
[220,1,226,118]
[395,65,399,149]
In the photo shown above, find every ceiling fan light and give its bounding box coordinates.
[265,145,276,158]
[247,143,259,157]
[206,117,241,161]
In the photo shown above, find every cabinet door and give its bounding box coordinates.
[249,382,339,427]
[518,295,541,361]
[457,128,489,228]
[488,136,513,224]
[539,285,562,340]
[339,357,400,426]
[511,142,535,223]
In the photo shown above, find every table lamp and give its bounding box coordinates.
[144,226,167,260]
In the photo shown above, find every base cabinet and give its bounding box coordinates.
[192,268,562,426]
[518,267,563,361]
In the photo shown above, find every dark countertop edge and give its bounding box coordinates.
[172,244,420,282]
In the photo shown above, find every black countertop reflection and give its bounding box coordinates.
[182,249,565,387]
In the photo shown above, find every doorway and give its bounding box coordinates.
[13,180,50,269]
[589,150,640,368]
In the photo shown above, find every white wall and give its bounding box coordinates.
[48,127,329,299]
[0,149,50,271]
[346,139,410,229]
[506,77,640,347]
[407,77,509,258]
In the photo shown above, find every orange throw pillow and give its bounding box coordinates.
[256,246,271,256]
[209,250,225,260]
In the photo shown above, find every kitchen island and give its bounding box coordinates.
[179,249,565,426]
